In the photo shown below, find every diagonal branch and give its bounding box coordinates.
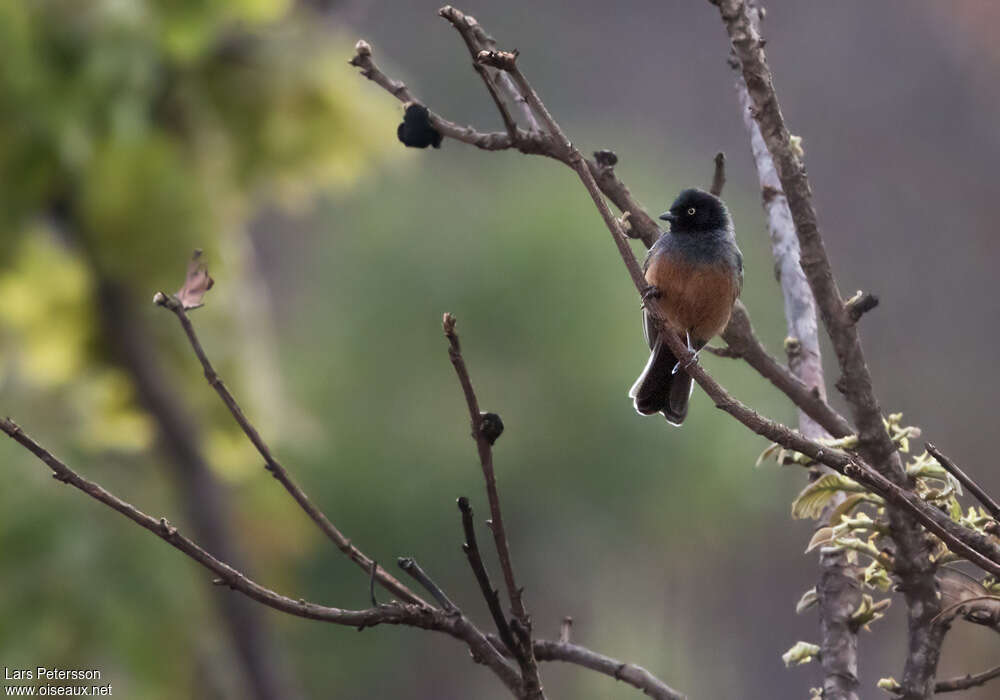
[934,663,1000,694]
[398,557,460,612]
[720,302,853,438]
[927,443,1000,522]
[153,292,427,607]
[0,417,523,694]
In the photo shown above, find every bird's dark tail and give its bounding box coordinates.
[629,337,693,426]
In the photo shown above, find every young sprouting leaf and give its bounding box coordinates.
[877,677,901,694]
[795,587,818,614]
[792,474,867,520]
[948,496,962,523]
[864,560,891,592]
[176,249,214,310]
[805,527,834,553]
[851,594,891,631]
[755,441,781,467]
[781,641,820,668]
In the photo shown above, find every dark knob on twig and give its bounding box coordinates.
[479,412,504,445]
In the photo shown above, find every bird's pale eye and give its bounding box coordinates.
[687,207,696,215]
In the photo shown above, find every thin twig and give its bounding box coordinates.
[153,293,426,607]
[438,5,519,139]
[710,152,726,196]
[533,639,685,700]
[458,496,518,655]
[0,417,523,695]
[398,557,460,613]
[926,443,1000,522]
[934,663,1000,693]
[559,617,573,644]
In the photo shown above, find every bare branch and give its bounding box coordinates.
[443,313,545,699]
[533,640,685,700]
[934,664,1000,694]
[437,7,518,138]
[458,496,518,655]
[398,557,460,612]
[927,443,1000,522]
[438,6,540,132]
[0,417,523,695]
[153,292,426,607]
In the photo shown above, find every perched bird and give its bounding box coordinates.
[629,189,743,425]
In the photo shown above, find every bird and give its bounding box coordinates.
[629,188,743,425]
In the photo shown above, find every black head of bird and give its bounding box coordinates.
[658,189,731,235]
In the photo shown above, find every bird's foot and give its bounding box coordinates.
[671,332,701,375]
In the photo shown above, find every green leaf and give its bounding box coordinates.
[781,641,820,668]
[851,594,891,631]
[792,474,866,520]
[864,560,892,592]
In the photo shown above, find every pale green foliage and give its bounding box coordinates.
[781,641,820,668]
[791,474,868,519]
[864,559,892,593]
[850,593,891,632]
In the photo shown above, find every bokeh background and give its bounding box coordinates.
[2,1,999,698]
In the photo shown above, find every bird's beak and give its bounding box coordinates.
[659,212,677,223]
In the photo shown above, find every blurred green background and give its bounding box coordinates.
[3,1,1000,698]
